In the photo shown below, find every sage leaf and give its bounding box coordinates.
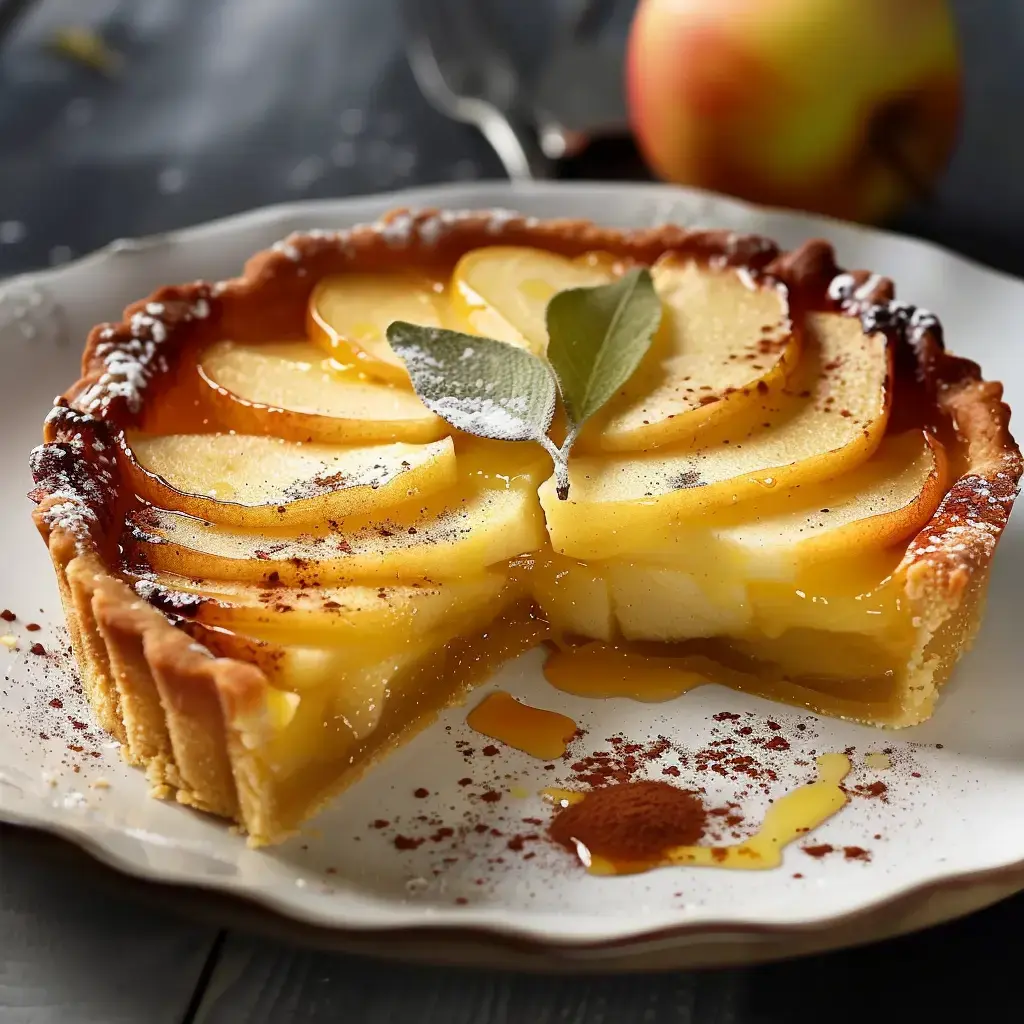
[387,322,558,445]
[546,267,662,440]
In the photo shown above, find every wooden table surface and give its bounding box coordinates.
[1,2,1022,1021]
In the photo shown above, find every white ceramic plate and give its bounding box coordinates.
[1,183,1022,969]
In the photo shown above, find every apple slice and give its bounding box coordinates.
[132,568,510,647]
[607,563,752,642]
[591,257,797,452]
[271,645,449,742]
[541,311,892,559]
[199,340,448,445]
[308,273,445,384]
[450,246,613,354]
[125,474,547,585]
[121,432,456,527]
[714,429,948,570]
[530,554,615,642]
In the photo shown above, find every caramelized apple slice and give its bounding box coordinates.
[308,273,445,383]
[133,569,510,648]
[200,340,448,445]
[715,430,948,569]
[121,433,456,527]
[450,246,613,353]
[125,476,547,584]
[541,311,892,559]
[592,258,797,452]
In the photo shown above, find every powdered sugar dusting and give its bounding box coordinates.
[131,579,160,602]
[38,497,98,535]
[78,294,212,415]
[391,325,555,444]
[272,240,302,262]
[282,209,528,257]
[380,212,416,248]
[904,461,1021,575]
[828,272,941,348]
[484,209,518,234]
[28,408,117,544]
[827,273,856,302]
[430,393,534,439]
[853,274,883,301]
[132,578,204,617]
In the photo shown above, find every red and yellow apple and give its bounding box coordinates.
[626,0,962,223]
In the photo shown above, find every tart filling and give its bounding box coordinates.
[29,209,1021,843]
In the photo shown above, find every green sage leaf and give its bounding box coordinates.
[545,268,662,437]
[387,322,558,444]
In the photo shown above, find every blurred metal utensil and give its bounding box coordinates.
[533,43,629,160]
[401,0,552,181]
[534,0,630,160]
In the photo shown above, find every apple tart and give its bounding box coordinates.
[29,209,1021,844]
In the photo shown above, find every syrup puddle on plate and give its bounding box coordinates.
[466,690,577,760]
[463,685,859,878]
[543,641,887,722]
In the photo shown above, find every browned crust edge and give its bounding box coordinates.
[26,208,1024,842]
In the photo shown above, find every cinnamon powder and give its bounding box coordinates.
[548,780,707,863]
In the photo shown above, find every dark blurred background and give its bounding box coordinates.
[0,0,1022,277]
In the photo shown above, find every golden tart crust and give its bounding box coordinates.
[28,208,1022,844]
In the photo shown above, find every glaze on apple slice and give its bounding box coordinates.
[449,246,614,353]
[714,429,948,568]
[592,257,798,452]
[199,340,449,445]
[131,568,512,648]
[120,433,457,528]
[600,431,946,643]
[124,473,547,585]
[307,272,446,384]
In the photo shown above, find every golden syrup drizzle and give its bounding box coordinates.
[569,754,851,876]
[543,641,889,722]
[466,690,577,760]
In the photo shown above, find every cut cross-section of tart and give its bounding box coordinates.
[28,208,1021,845]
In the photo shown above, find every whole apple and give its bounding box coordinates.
[626,0,962,223]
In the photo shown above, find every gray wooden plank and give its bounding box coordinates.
[192,931,748,1024]
[192,886,1024,1024]
[0,827,219,1024]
